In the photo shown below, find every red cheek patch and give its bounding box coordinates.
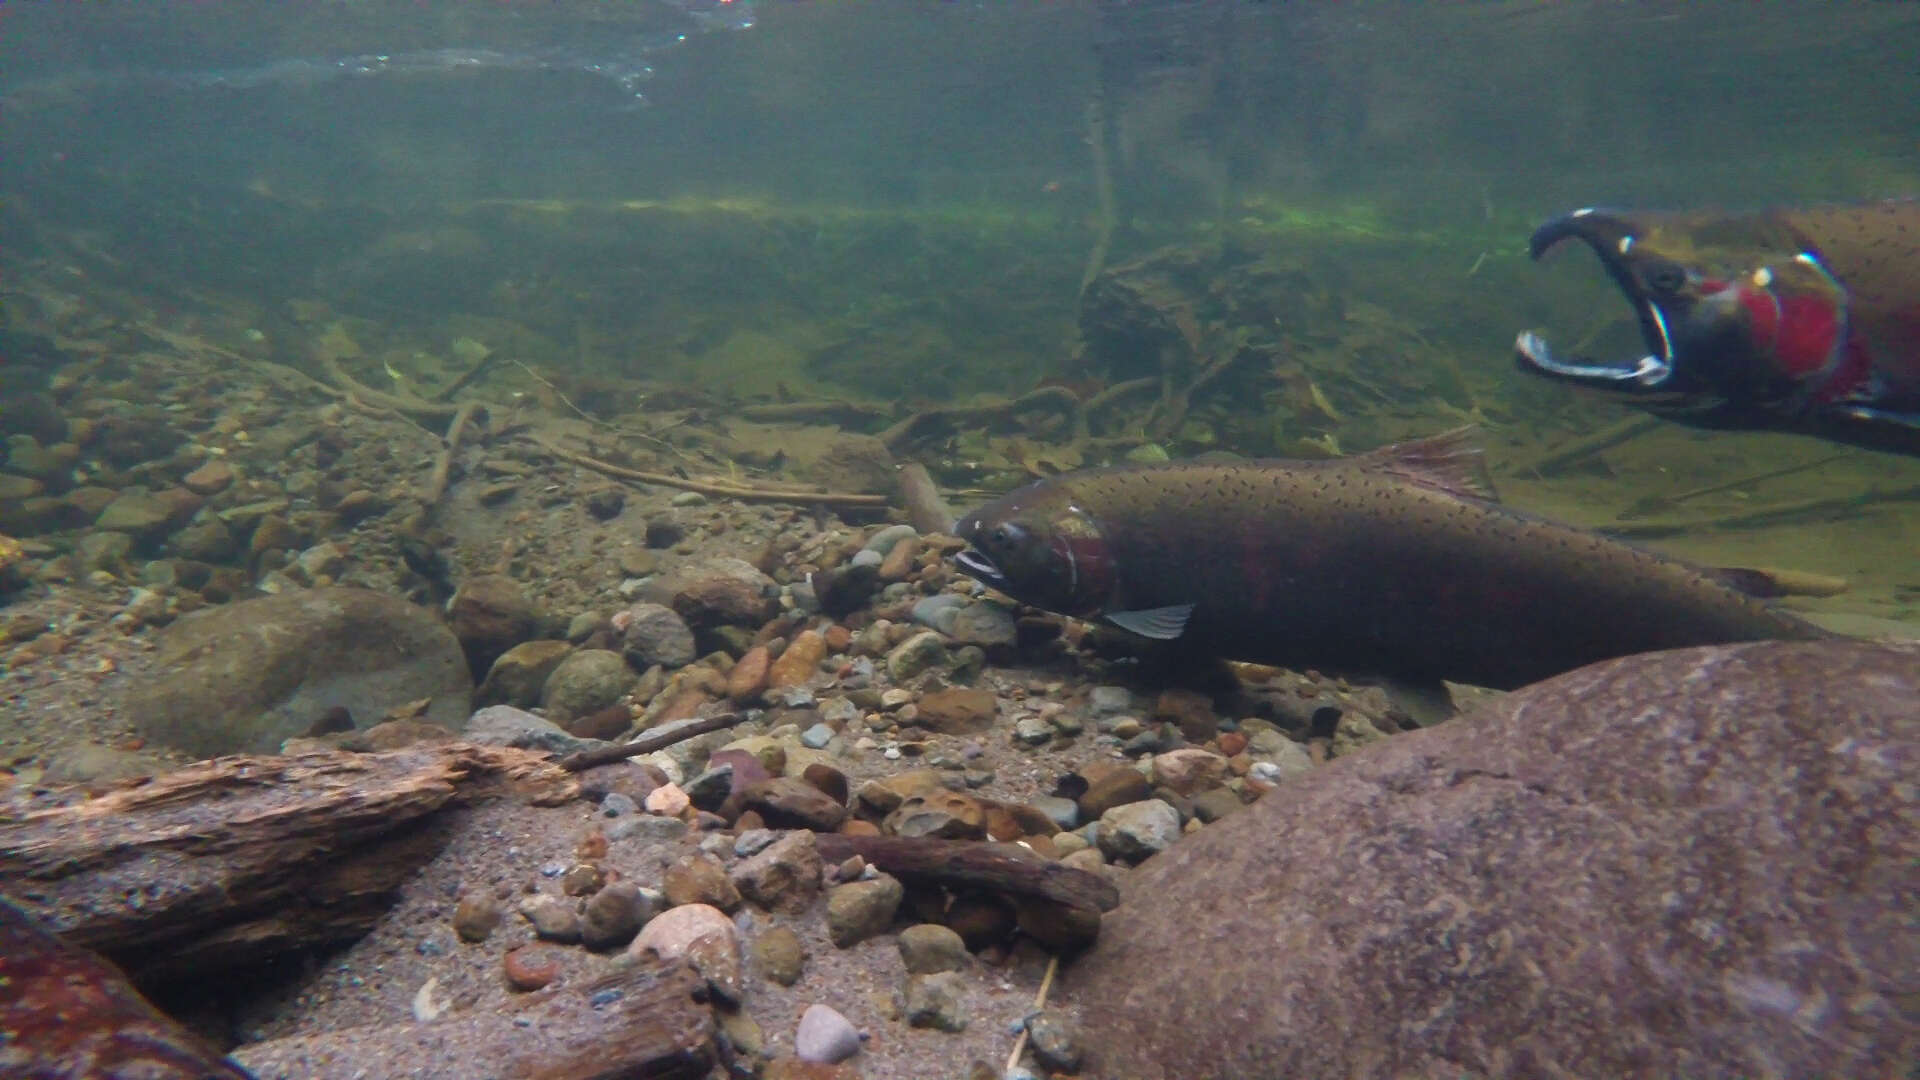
[1738,284,1841,380]
[1771,294,1843,379]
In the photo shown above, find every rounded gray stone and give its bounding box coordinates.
[794,1003,861,1064]
[122,587,471,757]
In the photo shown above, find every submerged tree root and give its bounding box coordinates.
[874,385,1086,453]
[531,437,890,508]
[316,354,460,428]
[420,400,487,510]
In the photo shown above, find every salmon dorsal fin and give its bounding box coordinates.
[1350,426,1499,501]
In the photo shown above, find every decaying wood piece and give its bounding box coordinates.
[1605,481,1920,539]
[737,400,891,427]
[0,743,576,983]
[814,835,1118,952]
[558,711,749,773]
[876,386,1085,454]
[0,897,252,1079]
[1614,448,1856,520]
[532,437,891,508]
[316,352,461,426]
[814,834,1120,914]
[1516,414,1663,477]
[813,834,1119,913]
[434,345,500,403]
[231,961,715,1080]
[897,461,957,535]
[1081,376,1160,431]
[420,399,487,509]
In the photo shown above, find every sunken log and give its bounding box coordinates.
[0,743,577,984]
[815,833,1118,951]
[230,962,715,1080]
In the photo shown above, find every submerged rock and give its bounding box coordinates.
[1066,639,1919,1080]
[123,587,472,757]
[643,557,778,630]
[446,573,538,678]
[0,898,251,1078]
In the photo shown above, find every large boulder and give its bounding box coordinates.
[124,588,472,757]
[1065,639,1918,1080]
[445,574,538,679]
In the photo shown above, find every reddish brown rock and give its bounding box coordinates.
[730,831,824,914]
[982,800,1059,841]
[181,459,235,496]
[878,535,919,581]
[663,853,742,912]
[1075,766,1152,821]
[564,704,633,741]
[768,629,828,689]
[854,769,946,817]
[726,645,771,701]
[333,488,388,524]
[801,762,850,805]
[1152,687,1218,742]
[502,945,562,992]
[647,686,713,726]
[1067,640,1920,1080]
[647,558,778,629]
[447,573,538,677]
[1149,747,1229,796]
[885,790,988,840]
[452,893,503,942]
[746,777,849,832]
[914,687,997,734]
[0,898,250,1078]
[822,623,853,653]
[704,748,774,816]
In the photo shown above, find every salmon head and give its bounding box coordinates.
[1516,206,1860,425]
[952,481,1116,620]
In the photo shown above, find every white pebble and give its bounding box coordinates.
[795,1003,862,1063]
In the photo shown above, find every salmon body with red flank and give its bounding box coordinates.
[1516,199,1920,455]
[953,432,1829,690]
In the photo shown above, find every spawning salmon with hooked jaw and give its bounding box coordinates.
[1515,199,1920,456]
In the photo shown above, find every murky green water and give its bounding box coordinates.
[5,1,1918,630]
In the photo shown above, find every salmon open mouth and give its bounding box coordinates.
[1514,209,1683,395]
[953,548,1011,591]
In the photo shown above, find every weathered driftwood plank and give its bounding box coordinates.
[0,743,577,982]
[816,834,1118,953]
[813,833,1119,914]
[230,962,715,1080]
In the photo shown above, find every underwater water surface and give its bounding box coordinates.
[4,0,1918,635]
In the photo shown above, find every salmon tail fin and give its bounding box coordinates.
[1711,565,1850,599]
[1353,426,1499,502]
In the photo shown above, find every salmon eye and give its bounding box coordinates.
[1640,259,1686,294]
[990,523,1024,549]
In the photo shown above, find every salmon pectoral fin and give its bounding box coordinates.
[1105,604,1195,640]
